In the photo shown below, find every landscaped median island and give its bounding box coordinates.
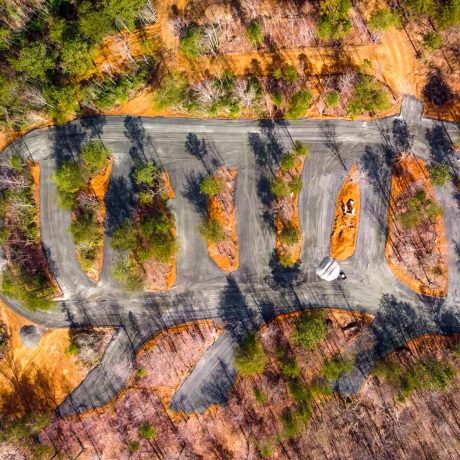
[385,153,448,297]
[199,167,239,272]
[53,140,112,282]
[111,161,178,291]
[330,163,361,260]
[271,141,309,267]
[0,155,58,310]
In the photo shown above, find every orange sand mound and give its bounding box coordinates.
[385,155,448,297]
[0,302,86,416]
[330,163,360,260]
[144,172,177,290]
[275,156,306,265]
[207,167,239,272]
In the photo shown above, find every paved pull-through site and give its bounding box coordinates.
[1,97,460,416]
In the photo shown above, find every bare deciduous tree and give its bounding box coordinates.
[138,0,157,25]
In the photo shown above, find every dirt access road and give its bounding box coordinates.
[1,96,460,416]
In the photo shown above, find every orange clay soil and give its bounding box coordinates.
[29,163,62,297]
[385,154,448,297]
[330,163,361,260]
[207,167,239,272]
[0,301,87,416]
[275,156,306,265]
[143,172,177,291]
[75,159,113,283]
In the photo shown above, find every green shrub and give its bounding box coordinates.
[281,357,301,378]
[2,267,54,311]
[288,378,311,403]
[347,76,391,117]
[138,422,157,440]
[128,441,140,452]
[278,228,300,252]
[60,40,95,77]
[136,367,147,379]
[246,20,263,46]
[325,91,340,108]
[111,222,138,251]
[270,178,291,198]
[200,176,224,196]
[423,31,442,50]
[253,387,268,404]
[80,140,110,175]
[179,24,202,59]
[153,72,190,110]
[374,357,456,401]
[292,310,327,350]
[235,333,266,375]
[280,154,296,172]
[43,83,80,123]
[53,162,86,207]
[279,252,295,268]
[65,342,79,356]
[112,255,143,291]
[368,8,401,31]
[399,209,421,229]
[258,442,274,458]
[69,212,100,246]
[322,354,354,381]
[318,0,352,39]
[134,161,159,187]
[293,141,310,158]
[425,200,443,219]
[428,163,451,186]
[271,92,284,107]
[139,214,177,263]
[280,409,303,438]
[199,218,225,243]
[289,176,303,194]
[286,90,312,119]
[0,413,50,443]
[273,64,299,83]
[279,225,301,246]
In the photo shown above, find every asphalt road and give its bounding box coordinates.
[2,96,460,415]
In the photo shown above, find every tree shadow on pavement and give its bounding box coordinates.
[267,250,304,290]
[392,119,413,152]
[181,171,207,215]
[81,116,107,140]
[361,145,392,205]
[124,116,149,165]
[248,132,280,230]
[425,123,454,164]
[320,121,347,171]
[219,275,258,336]
[105,175,137,235]
[185,133,213,173]
[51,122,89,167]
